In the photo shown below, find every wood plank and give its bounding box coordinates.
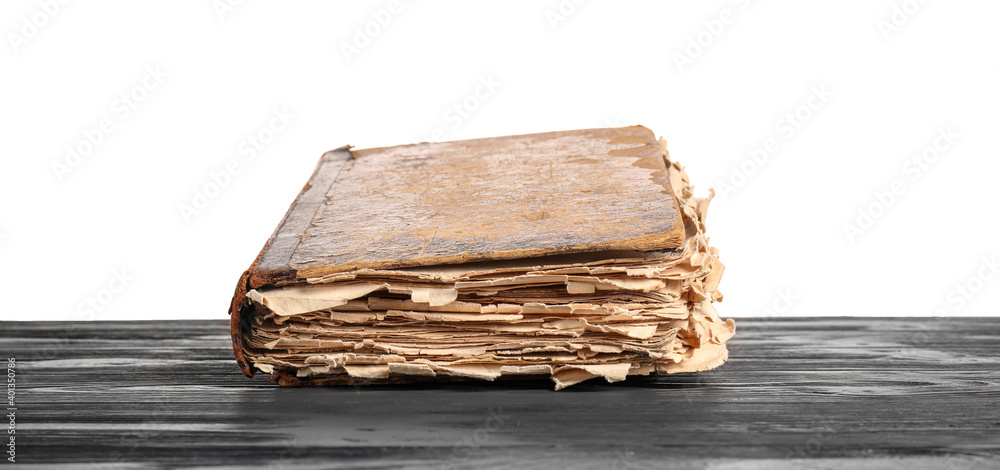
[2,317,998,468]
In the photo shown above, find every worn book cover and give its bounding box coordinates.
[229,126,734,389]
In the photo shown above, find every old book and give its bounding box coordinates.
[228,126,734,389]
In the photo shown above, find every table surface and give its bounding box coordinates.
[2,317,998,469]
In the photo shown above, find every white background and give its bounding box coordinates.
[2,1,998,321]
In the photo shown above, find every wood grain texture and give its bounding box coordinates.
[3,318,998,469]
[291,126,685,278]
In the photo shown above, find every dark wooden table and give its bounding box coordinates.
[2,318,998,469]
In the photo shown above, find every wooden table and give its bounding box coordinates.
[2,318,998,469]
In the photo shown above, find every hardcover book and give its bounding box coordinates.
[228,126,734,389]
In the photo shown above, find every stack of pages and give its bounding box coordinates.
[229,126,734,389]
